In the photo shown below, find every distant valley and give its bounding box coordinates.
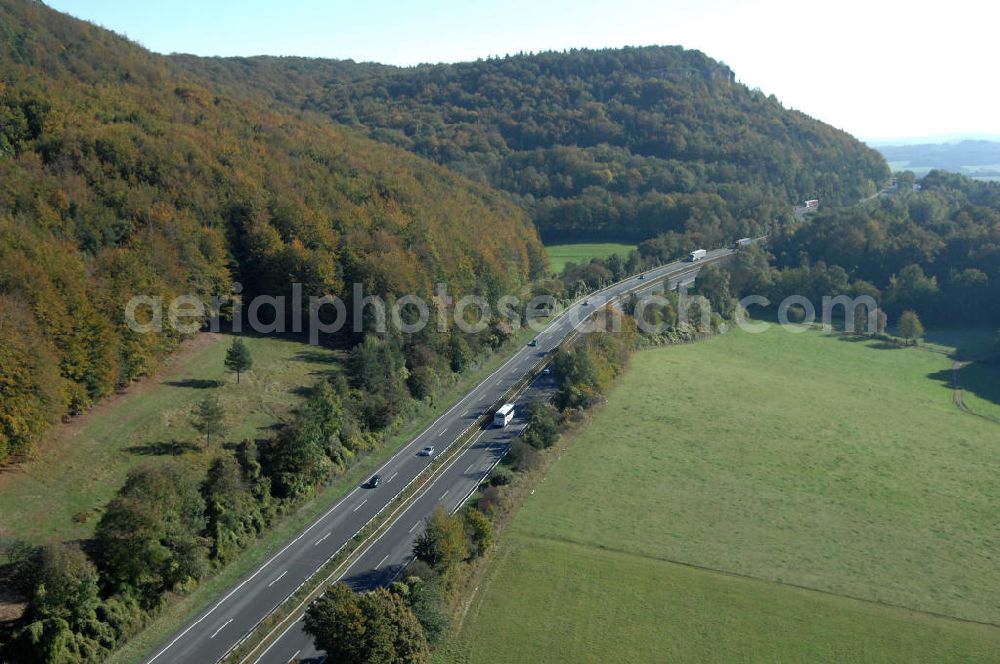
[874,139,1000,180]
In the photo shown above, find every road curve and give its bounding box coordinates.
[144,248,733,664]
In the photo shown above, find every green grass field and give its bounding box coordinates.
[545,242,635,274]
[0,334,340,544]
[436,327,1000,663]
[105,323,547,664]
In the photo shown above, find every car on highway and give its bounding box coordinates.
[638,274,645,280]
[418,445,435,457]
[365,474,381,488]
[582,300,589,306]
[528,338,538,346]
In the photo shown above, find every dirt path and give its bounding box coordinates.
[0,332,224,484]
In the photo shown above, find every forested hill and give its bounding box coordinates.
[173,47,889,242]
[0,0,544,464]
[768,170,1000,326]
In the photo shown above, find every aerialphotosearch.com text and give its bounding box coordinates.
[124,282,883,342]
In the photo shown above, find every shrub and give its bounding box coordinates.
[786,304,806,323]
[403,559,437,583]
[463,508,493,558]
[477,485,502,515]
[488,467,512,487]
[507,440,540,473]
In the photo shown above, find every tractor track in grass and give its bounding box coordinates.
[518,532,1000,630]
[950,360,1000,425]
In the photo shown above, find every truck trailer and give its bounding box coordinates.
[688,249,707,262]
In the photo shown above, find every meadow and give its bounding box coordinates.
[436,326,1000,662]
[544,242,635,274]
[0,334,340,544]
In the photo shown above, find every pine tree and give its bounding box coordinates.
[192,395,227,446]
[224,338,253,384]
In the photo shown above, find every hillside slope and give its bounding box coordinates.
[173,47,889,242]
[0,0,544,463]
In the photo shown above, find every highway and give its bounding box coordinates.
[143,248,733,664]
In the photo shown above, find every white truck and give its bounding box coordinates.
[493,403,515,427]
[688,249,707,262]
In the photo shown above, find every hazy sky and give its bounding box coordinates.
[47,0,998,142]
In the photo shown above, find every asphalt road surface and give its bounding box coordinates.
[144,248,733,664]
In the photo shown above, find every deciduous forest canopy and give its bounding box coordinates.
[2,1,999,663]
[172,46,889,242]
[0,0,542,463]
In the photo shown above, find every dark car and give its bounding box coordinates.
[582,300,590,306]
[366,474,381,488]
[528,338,538,346]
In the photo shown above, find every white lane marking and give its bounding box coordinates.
[249,302,669,660]
[388,472,398,483]
[288,651,300,664]
[179,255,726,663]
[353,498,368,512]
[146,482,362,663]
[440,490,449,500]
[465,463,475,473]
[251,618,302,664]
[210,618,233,640]
[377,554,390,570]
[267,571,287,588]
[314,532,331,546]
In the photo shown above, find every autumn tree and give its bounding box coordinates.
[694,264,735,319]
[303,583,428,664]
[897,310,925,343]
[521,401,560,449]
[95,463,209,603]
[4,543,107,664]
[413,506,468,572]
[853,305,887,336]
[202,455,267,563]
[259,419,333,500]
[463,508,493,558]
[24,543,101,628]
[390,577,449,645]
[224,338,253,384]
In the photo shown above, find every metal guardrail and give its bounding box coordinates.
[226,349,554,664]
[214,250,737,663]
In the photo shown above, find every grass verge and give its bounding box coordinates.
[106,324,544,664]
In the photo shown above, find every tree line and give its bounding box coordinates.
[768,171,1000,327]
[0,0,544,466]
[0,301,553,661]
[172,46,889,243]
[299,290,729,663]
